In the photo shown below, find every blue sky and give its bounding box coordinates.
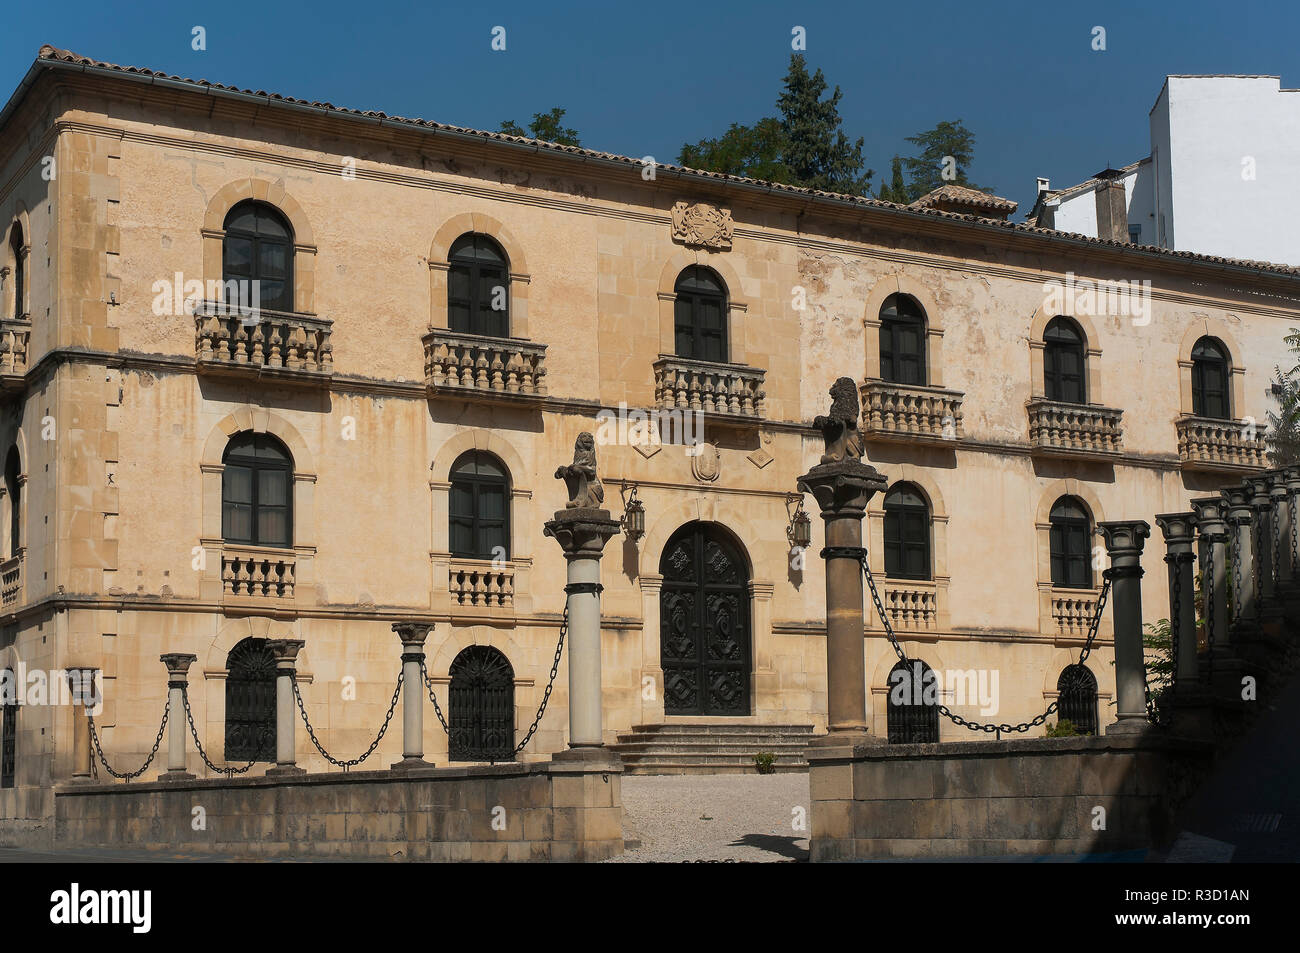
[3,0,1297,213]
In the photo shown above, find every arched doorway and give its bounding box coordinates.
[449,646,515,761]
[660,522,751,716]
[887,658,940,743]
[225,638,276,761]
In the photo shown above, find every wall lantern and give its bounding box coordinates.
[786,492,812,550]
[621,484,646,542]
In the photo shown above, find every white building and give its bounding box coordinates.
[1030,75,1300,266]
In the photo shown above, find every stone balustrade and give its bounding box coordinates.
[1175,415,1269,472]
[1026,398,1123,456]
[424,329,547,399]
[0,555,22,608]
[449,559,516,609]
[881,580,938,630]
[1051,588,1101,638]
[0,319,30,387]
[221,548,296,599]
[195,302,333,380]
[653,356,765,420]
[860,380,964,442]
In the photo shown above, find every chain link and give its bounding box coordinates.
[861,554,1110,735]
[87,702,169,781]
[291,672,402,771]
[1228,516,1243,623]
[513,602,568,755]
[1291,490,1298,572]
[180,687,260,776]
[1273,494,1282,594]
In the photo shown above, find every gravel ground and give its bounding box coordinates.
[604,773,809,863]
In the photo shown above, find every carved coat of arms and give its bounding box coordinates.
[671,202,734,250]
[690,442,721,483]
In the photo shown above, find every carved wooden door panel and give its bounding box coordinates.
[660,524,750,715]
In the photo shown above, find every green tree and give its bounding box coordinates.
[677,117,791,182]
[877,155,907,202]
[499,107,580,146]
[1266,327,1300,465]
[776,54,873,195]
[900,119,990,201]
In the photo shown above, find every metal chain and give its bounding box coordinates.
[1229,517,1243,622]
[291,672,402,771]
[1205,540,1215,684]
[87,702,169,781]
[1252,516,1263,606]
[419,660,451,733]
[514,602,568,755]
[1273,495,1282,593]
[180,687,259,776]
[1291,491,1298,571]
[861,554,1110,735]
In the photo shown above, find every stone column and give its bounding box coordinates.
[1286,467,1300,584]
[798,377,889,747]
[266,639,306,776]
[159,654,197,780]
[1221,484,1255,625]
[1190,497,1230,650]
[66,667,98,783]
[1247,475,1277,606]
[1154,514,1198,687]
[1097,520,1150,735]
[391,622,433,770]
[1275,468,1296,585]
[544,433,622,763]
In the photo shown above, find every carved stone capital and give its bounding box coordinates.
[1154,512,1196,556]
[671,201,733,250]
[267,638,305,670]
[159,653,198,687]
[1220,484,1253,521]
[1097,520,1151,568]
[544,508,622,558]
[797,460,888,520]
[392,622,433,651]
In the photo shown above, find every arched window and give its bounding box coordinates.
[1043,316,1086,404]
[222,434,293,548]
[1191,336,1231,419]
[1056,664,1098,735]
[448,645,515,761]
[879,294,926,385]
[1050,496,1093,589]
[1,667,16,788]
[449,451,510,560]
[8,223,23,319]
[674,266,727,363]
[448,234,509,338]
[4,447,19,558]
[887,658,940,743]
[225,638,277,762]
[883,482,931,580]
[222,201,293,313]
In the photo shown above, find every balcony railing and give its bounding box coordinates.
[653,356,765,420]
[880,579,938,631]
[195,302,333,383]
[0,319,30,392]
[424,329,547,400]
[1175,415,1269,472]
[1026,399,1123,457]
[0,554,22,608]
[1051,588,1100,638]
[222,547,296,600]
[449,558,516,609]
[861,380,964,442]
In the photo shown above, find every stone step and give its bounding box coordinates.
[608,723,816,774]
[613,733,810,746]
[620,760,809,776]
[625,723,813,735]
[612,741,808,754]
[616,746,807,760]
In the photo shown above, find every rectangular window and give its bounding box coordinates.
[1,697,15,789]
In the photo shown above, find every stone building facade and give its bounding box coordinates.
[0,46,1292,830]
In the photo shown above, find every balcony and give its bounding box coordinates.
[861,380,964,443]
[0,319,30,393]
[879,579,939,631]
[195,302,333,386]
[0,554,22,609]
[652,356,765,421]
[221,547,296,601]
[1050,588,1101,639]
[424,329,547,403]
[1175,415,1269,472]
[449,558,516,612]
[1026,399,1123,459]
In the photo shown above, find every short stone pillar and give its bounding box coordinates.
[1190,497,1230,651]
[1097,520,1151,735]
[66,667,99,783]
[1221,484,1256,625]
[798,377,889,747]
[1154,514,1199,688]
[391,622,433,770]
[159,654,197,780]
[266,639,306,776]
[543,432,622,760]
[1247,475,1276,606]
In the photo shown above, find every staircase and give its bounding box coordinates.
[609,724,813,775]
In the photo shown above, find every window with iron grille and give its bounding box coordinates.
[224,638,276,762]
[879,294,927,385]
[1,668,15,788]
[673,266,727,363]
[887,658,940,744]
[1057,664,1098,735]
[1191,336,1231,420]
[883,482,931,580]
[448,645,515,761]
[1050,496,1093,589]
[1043,316,1087,404]
[448,234,510,338]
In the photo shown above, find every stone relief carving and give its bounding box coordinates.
[556,432,605,508]
[814,377,865,464]
[671,201,734,250]
[690,442,721,482]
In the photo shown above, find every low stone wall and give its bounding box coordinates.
[808,733,1212,861]
[54,756,623,861]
